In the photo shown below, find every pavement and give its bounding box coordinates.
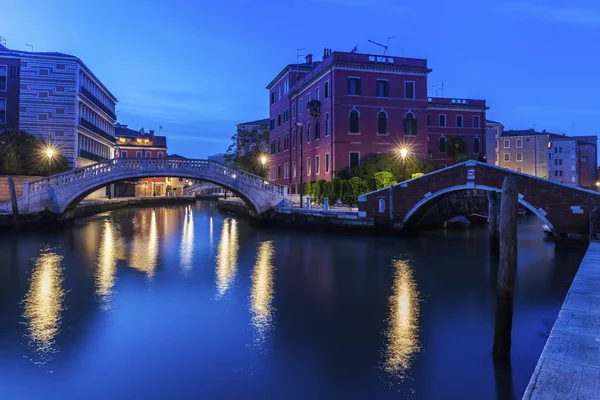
[523,242,600,399]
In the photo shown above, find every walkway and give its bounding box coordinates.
[523,242,600,399]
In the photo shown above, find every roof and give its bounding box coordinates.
[237,118,269,127]
[486,119,503,125]
[266,63,316,90]
[501,129,549,137]
[168,153,187,159]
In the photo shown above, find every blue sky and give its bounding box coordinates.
[2,0,599,158]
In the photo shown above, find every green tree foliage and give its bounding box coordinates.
[331,177,342,202]
[321,181,333,203]
[0,130,69,176]
[411,172,425,179]
[337,153,436,184]
[446,136,468,163]
[374,171,397,189]
[340,180,354,206]
[302,182,310,196]
[315,179,328,204]
[225,124,270,177]
[349,177,369,200]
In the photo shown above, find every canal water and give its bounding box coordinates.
[0,201,585,399]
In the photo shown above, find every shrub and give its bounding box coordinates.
[321,181,333,204]
[302,182,310,196]
[331,177,342,202]
[340,180,354,206]
[374,171,397,189]
[349,176,369,199]
[411,172,425,179]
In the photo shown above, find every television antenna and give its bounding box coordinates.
[25,43,33,52]
[386,36,397,55]
[368,40,387,55]
[431,80,445,97]
[296,48,306,79]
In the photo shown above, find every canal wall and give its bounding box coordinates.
[0,175,43,201]
[523,242,600,399]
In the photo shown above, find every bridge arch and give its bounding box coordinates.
[400,184,556,234]
[12,158,287,218]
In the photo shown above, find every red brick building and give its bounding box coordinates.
[266,49,487,193]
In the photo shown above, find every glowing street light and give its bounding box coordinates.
[399,147,409,181]
[260,156,267,166]
[400,148,408,160]
[44,146,56,176]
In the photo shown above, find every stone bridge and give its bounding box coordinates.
[358,160,600,237]
[6,158,287,218]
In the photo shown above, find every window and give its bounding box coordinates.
[516,138,523,148]
[284,162,289,179]
[439,114,446,127]
[136,151,142,158]
[348,78,361,95]
[316,155,320,174]
[516,166,523,173]
[316,88,320,101]
[405,81,415,99]
[278,137,281,153]
[456,115,463,128]
[307,122,311,143]
[495,153,498,163]
[299,99,303,114]
[121,150,128,158]
[473,115,481,128]
[504,139,510,149]
[495,140,498,151]
[404,113,417,136]
[427,114,430,126]
[516,153,523,161]
[324,81,330,99]
[504,153,510,162]
[307,157,311,176]
[292,161,296,178]
[439,137,447,153]
[278,87,281,99]
[560,170,563,177]
[157,152,164,158]
[0,66,6,91]
[325,153,330,173]
[315,118,321,140]
[349,110,359,133]
[292,104,296,119]
[270,92,275,105]
[284,80,289,94]
[378,112,387,135]
[473,137,480,153]
[376,80,389,97]
[278,114,281,126]
[278,165,281,179]
[0,98,5,124]
[350,152,360,168]
[292,130,296,148]
[284,109,289,123]
[325,113,330,137]
[307,93,311,103]
[270,119,275,130]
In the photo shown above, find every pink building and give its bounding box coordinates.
[266,49,488,192]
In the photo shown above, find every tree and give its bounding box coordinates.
[446,136,468,163]
[0,130,69,176]
[374,171,397,189]
[349,176,369,200]
[411,172,425,179]
[315,179,328,204]
[225,124,270,177]
[321,181,333,204]
[340,180,354,206]
[331,178,342,202]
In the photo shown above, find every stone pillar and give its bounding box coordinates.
[324,197,329,212]
[306,196,311,210]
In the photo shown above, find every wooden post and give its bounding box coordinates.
[488,191,500,257]
[492,176,518,361]
[8,176,21,231]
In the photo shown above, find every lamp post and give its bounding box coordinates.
[400,147,408,181]
[260,155,267,178]
[46,149,54,176]
[296,121,303,208]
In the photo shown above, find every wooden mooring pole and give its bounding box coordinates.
[8,176,21,231]
[488,191,500,257]
[492,176,518,361]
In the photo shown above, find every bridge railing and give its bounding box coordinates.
[25,158,285,197]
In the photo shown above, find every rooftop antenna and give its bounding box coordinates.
[368,39,387,55]
[296,48,306,80]
[386,36,397,55]
[431,80,445,97]
[159,125,163,135]
[0,37,6,47]
[25,43,33,52]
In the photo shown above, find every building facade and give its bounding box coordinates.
[497,129,597,188]
[486,120,503,165]
[236,118,269,156]
[0,40,117,168]
[266,49,487,192]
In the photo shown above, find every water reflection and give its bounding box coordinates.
[96,219,125,305]
[250,241,275,346]
[129,210,159,276]
[180,206,194,272]
[216,218,239,296]
[22,248,64,359]
[383,259,420,380]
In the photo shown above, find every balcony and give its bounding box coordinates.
[79,118,116,143]
[79,149,108,163]
[80,86,117,120]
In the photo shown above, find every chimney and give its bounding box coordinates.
[149,129,155,135]
[305,54,313,64]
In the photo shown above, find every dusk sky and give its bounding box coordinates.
[2,0,599,158]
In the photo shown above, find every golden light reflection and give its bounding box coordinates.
[23,249,64,357]
[209,217,214,247]
[215,218,239,296]
[129,210,159,276]
[96,220,125,304]
[383,259,420,379]
[250,241,275,345]
[180,206,194,272]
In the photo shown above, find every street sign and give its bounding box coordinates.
[467,169,475,180]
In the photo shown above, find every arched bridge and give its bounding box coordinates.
[358,160,600,238]
[10,158,287,218]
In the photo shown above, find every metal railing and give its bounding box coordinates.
[25,158,286,197]
[80,86,118,120]
[79,118,116,143]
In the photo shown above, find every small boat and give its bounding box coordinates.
[445,215,471,229]
[469,211,489,224]
[518,207,527,217]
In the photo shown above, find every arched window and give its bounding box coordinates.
[307,122,311,143]
[349,110,359,133]
[121,150,127,158]
[439,137,447,153]
[377,112,387,135]
[404,113,417,136]
[315,117,320,140]
[145,151,151,158]
[325,113,330,137]
[473,137,480,153]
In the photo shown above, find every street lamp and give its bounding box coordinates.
[260,156,267,166]
[45,148,55,176]
[400,147,408,181]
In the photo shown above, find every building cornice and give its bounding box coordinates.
[427,104,490,111]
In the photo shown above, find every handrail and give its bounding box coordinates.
[25,158,285,197]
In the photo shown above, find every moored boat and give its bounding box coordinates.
[469,211,489,224]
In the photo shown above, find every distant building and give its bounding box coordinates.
[0,39,117,168]
[236,118,269,156]
[498,129,597,188]
[486,120,503,165]
[267,49,487,192]
[207,153,229,164]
